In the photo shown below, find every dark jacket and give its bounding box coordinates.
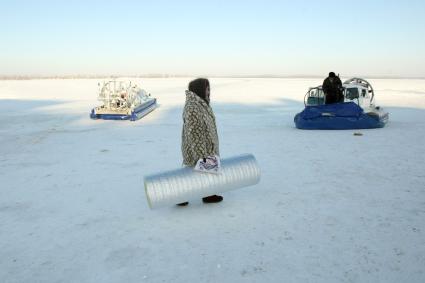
[322,76,343,104]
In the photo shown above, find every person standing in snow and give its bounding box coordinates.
[322,72,344,104]
[178,78,223,206]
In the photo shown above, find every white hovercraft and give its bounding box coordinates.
[294,77,389,129]
[90,80,157,121]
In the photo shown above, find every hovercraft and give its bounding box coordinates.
[90,80,157,121]
[294,77,389,130]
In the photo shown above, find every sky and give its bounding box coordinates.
[1,0,425,77]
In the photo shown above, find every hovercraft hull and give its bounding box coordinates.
[294,102,388,130]
[90,98,157,121]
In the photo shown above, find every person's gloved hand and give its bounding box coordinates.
[194,155,221,174]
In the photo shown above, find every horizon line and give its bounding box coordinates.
[1,74,425,80]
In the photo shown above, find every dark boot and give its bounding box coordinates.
[177,202,189,206]
[202,195,223,203]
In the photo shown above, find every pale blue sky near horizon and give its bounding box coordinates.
[1,0,425,77]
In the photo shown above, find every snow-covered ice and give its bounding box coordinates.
[0,78,424,282]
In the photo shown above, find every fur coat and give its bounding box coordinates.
[181,90,219,166]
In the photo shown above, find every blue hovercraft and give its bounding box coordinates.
[294,77,389,130]
[90,80,157,121]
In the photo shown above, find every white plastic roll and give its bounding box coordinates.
[144,154,261,209]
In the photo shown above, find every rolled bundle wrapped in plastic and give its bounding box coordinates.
[144,154,261,209]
